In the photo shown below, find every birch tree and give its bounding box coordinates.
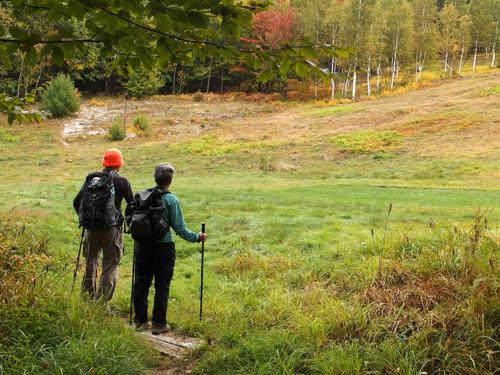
[324,0,346,99]
[380,0,414,89]
[412,0,438,82]
[489,4,499,67]
[469,0,495,71]
[439,3,463,76]
[343,0,375,100]
[458,13,472,74]
[362,1,385,96]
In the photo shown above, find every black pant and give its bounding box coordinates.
[133,241,176,325]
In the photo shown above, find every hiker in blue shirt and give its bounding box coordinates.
[133,163,208,335]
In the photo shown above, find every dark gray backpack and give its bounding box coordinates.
[78,171,119,230]
[125,187,170,242]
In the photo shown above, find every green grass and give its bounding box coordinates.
[0,214,155,375]
[0,73,499,374]
[0,127,21,143]
[478,85,500,96]
[307,104,363,117]
[330,130,403,153]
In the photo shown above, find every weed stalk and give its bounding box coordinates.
[379,202,393,280]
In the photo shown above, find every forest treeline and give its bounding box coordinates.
[1,0,498,100]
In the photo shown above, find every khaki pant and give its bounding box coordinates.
[82,227,122,302]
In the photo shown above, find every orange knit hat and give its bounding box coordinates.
[102,148,124,168]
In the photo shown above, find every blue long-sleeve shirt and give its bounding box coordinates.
[158,193,199,243]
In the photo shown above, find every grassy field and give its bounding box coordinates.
[0,70,499,374]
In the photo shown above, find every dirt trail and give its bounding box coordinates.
[62,96,264,138]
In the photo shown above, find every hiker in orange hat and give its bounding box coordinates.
[73,148,134,302]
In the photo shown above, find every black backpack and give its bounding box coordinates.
[125,187,170,242]
[78,171,120,230]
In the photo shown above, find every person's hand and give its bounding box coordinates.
[199,232,208,242]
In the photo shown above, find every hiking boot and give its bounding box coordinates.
[152,323,171,335]
[134,321,151,332]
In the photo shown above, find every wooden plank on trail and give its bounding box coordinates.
[138,330,203,358]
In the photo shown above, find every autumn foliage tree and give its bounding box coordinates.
[252,8,295,48]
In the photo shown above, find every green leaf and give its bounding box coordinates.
[257,69,274,83]
[157,37,171,63]
[155,13,172,31]
[278,59,291,79]
[295,61,308,78]
[52,46,64,66]
[25,93,35,104]
[24,47,38,66]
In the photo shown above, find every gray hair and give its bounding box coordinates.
[154,163,175,186]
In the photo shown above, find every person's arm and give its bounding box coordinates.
[122,178,134,204]
[168,195,200,243]
[73,185,84,214]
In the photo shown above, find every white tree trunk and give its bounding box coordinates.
[473,40,478,72]
[17,55,25,98]
[376,58,381,93]
[330,24,336,100]
[390,55,396,89]
[34,63,44,92]
[459,43,465,74]
[367,55,371,96]
[493,26,498,68]
[444,50,448,72]
[352,70,357,100]
[390,23,400,89]
[418,51,427,80]
[415,52,419,84]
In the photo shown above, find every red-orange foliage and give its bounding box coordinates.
[251,8,295,48]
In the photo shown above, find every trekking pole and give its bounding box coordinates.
[129,242,136,325]
[199,222,206,321]
[71,227,85,291]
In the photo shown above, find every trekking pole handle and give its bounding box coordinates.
[201,222,206,235]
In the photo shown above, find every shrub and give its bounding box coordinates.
[124,68,164,98]
[108,117,126,141]
[192,91,204,102]
[41,74,80,117]
[133,114,151,136]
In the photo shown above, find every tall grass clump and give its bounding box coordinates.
[0,215,155,374]
[41,74,80,117]
[195,210,499,374]
[108,116,126,141]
